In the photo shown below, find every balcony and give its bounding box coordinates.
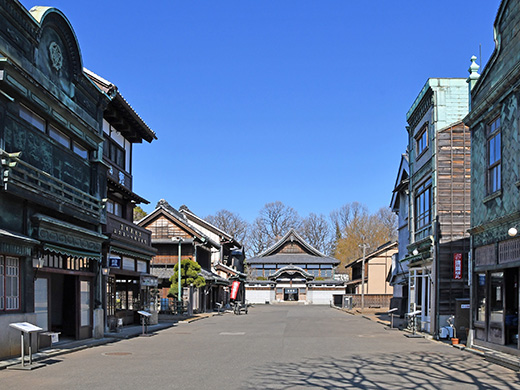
[1,149,103,223]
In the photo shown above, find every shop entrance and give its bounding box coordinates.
[284,288,298,301]
[35,273,93,340]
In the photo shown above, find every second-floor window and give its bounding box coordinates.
[416,125,428,157]
[106,199,123,217]
[19,105,90,160]
[415,180,431,232]
[103,138,125,170]
[487,117,501,195]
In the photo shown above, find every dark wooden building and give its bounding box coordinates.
[86,70,158,328]
[137,200,228,313]
[466,0,520,356]
[402,78,471,336]
[0,4,108,357]
[179,205,246,305]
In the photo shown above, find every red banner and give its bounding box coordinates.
[230,281,240,300]
[454,253,462,280]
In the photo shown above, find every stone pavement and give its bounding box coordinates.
[0,310,223,370]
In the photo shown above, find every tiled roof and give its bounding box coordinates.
[247,253,339,265]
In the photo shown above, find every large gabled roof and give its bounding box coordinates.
[178,205,243,249]
[136,199,220,248]
[247,229,339,265]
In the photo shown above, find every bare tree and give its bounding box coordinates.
[248,201,301,256]
[204,209,249,244]
[247,217,270,257]
[331,203,397,271]
[299,213,331,255]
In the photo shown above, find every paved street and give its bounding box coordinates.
[1,305,519,389]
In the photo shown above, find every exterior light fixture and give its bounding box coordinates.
[508,227,518,237]
[412,249,419,256]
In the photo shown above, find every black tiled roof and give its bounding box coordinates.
[247,253,339,265]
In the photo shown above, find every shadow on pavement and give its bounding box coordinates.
[246,351,520,389]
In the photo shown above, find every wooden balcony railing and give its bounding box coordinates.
[1,150,103,221]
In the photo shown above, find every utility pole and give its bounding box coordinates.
[359,243,369,311]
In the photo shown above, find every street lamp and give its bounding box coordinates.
[358,243,369,311]
[172,237,184,313]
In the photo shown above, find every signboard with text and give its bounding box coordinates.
[109,257,121,268]
[454,253,463,280]
[230,281,240,300]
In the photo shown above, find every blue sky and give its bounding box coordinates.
[21,0,500,222]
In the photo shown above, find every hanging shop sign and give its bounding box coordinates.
[231,281,240,300]
[109,256,121,268]
[140,275,158,287]
[453,253,462,280]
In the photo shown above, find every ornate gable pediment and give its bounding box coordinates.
[260,228,326,258]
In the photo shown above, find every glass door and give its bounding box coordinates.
[78,278,92,339]
[488,272,504,344]
[34,278,49,331]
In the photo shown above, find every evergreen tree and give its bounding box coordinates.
[168,258,206,299]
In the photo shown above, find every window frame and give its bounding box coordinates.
[19,105,90,160]
[415,180,432,232]
[0,255,21,312]
[415,124,429,158]
[487,117,501,195]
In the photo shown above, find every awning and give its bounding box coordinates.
[111,246,153,261]
[0,229,39,256]
[43,243,101,261]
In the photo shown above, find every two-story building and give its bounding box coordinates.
[179,205,246,305]
[0,4,108,357]
[344,241,396,309]
[85,70,158,328]
[137,200,229,313]
[246,229,344,304]
[403,78,471,335]
[466,0,520,356]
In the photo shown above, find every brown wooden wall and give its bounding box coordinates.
[436,122,471,314]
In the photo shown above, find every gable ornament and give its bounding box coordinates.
[49,42,63,71]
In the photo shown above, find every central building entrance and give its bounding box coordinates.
[284,288,299,301]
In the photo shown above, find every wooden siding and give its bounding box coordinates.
[436,122,471,314]
[147,216,192,240]
[279,241,307,254]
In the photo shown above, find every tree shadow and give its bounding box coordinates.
[245,351,520,389]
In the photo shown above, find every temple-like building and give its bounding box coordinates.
[245,229,344,304]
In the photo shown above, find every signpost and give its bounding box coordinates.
[137,310,152,337]
[8,322,44,370]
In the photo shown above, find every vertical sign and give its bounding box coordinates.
[230,281,240,300]
[454,253,463,280]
